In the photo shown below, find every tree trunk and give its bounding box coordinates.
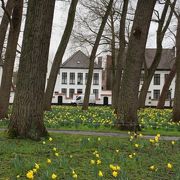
[138,0,176,108]
[8,0,55,140]
[0,0,23,119]
[82,0,114,110]
[113,0,128,112]
[173,15,180,122]
[0,0,15,58]
[157,64,176,109]
[117,0,156,131]
[44,0,79,111]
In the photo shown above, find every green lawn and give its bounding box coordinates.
[0,132,180,179]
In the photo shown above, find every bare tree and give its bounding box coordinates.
[0,0,15,59]
[44,0,79,111]
[8,0,55,140]
[0,0,23,119]
[82,0,114,110]
[173,12,180,122]
[117,0,156,130]
[138,0,176,108]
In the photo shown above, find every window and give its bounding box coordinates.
[93,89,99,99]
[85,73,88,84]
[69,89,74,98]
[166,89,171,100]
[154,74,160,85]
[77,73,83,85]
[93,73,99,85]
[77,89,83,94]
[61,88,67,96]
[62,72,67,84]
[70,73,75,84]
[153,90,160,100]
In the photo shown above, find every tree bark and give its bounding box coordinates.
[173,15,180,122]
[117,0,156,131]
[44,0,79,111]
[113,0,128,112]
[0,0,15,58]
[157,64,176,109]
[0,0,23,119]
[8,0,55,140]
[138,0,176,108]
[82,0,114,110]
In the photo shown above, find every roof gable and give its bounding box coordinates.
[61,50,102,69]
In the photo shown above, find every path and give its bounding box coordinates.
[0,128,179,141]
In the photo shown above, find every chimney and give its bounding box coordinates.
[98,56,102,67]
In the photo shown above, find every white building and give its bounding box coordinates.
[52,50,103,104]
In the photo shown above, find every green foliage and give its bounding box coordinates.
[0,132,179,179]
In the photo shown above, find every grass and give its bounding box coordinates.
[0,132,180,179]
[0,106,180,137]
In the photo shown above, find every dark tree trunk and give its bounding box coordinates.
[44,0,78,111]
[157,64,176,109]
[138,0,176,108]
[0,0,23,119]
[173,15,180,122]
[8,0,55,140]
[0,0,15,58]
[117,0,156,131]
[113,0,128,112]
[82,0,114,110]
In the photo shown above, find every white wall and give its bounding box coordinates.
[54,68,102,99]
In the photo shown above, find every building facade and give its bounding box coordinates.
[52,50,103,103]
[104,48,176,106]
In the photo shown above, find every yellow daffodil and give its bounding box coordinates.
[116,165,120,171]
[97,159,101,165]
[171,141,175,145]
[116,149,119,153]
[129,154,133,159]
[98,170,103,177]
[139,133,143,137]
[128,131,131,135]
[51,173,57,179]
[133,153,136,156]
[70,155,73,158]
[16,175,20,178]
[156,134,160,138]
[90,160,95,165]
[42,141,46,144]
[167,163,173,169]
[72,173,77,179]
[49,137,53,141]
[55,152,59,157]
[149,165,155,171]
[112,171,118,177]
[155,136,159,143]
[134,144,139,148]
[26,170,34,179]
[47,158,51,164]
[32,169,37,173]
[98,137,101,141]
[149,139,155,143]
[53,147,57,151]
[35,163,40,169]
[96,154,100,158]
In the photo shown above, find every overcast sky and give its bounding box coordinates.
[0,0,178,69]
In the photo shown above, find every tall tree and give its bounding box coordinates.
[44,0,79,111]
[138,0,176,108]
[8,0,55,140]
[117,0,156,130]
[0,0,23,119]
[0,0,15,59]
[173,13,180,122]
[82,0,114,110]
[112,0,128,111]
[157,63,176,109]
